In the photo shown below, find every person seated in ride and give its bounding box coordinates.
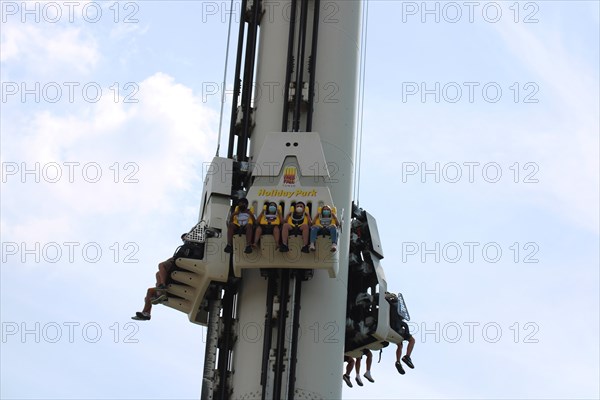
[132,233,187,321]
[253,201,283,248]
[354,348,375,386]
[280,201,311,253]
[384,292,416,374]
[224,198,255,254]
[309,204,339,252]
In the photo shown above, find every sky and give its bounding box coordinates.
[1,1,599,399]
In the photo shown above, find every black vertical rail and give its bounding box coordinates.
[306,0,320,132]
[216,287,236,400]
[227,0,248,159]
[272,269,290,400]
[281,0,298,132]
[201,296,220,400]
[287,271,303,400]
[238,0,262,162]
[292,0,310,132]
[261,273,277,400]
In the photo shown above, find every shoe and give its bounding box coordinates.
[342,374,352,388]
[355,375,363,386]
[151,293,168,305]
[301,245,310,253]
[402,355,414,369]
[131,312,150,321]
[395,361,405,375]
[244,245,253,254]
[309,243,316,251]
[280,244,289,252]
[363,371,374,383]
[330,243,337,252]
[224,244,233,253]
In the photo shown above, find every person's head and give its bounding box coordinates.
[267,202,277,214]
[322,205,332,217]
[238,198,248,210]
[181,233,187,241]
[294,201,305,214]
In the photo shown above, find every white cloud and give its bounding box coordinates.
[0,23,99,77]
[2,72,218,227]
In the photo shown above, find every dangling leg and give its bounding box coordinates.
[395,343,405,374]
[300,224,310,253]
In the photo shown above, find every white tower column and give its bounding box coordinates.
[230,1,362,399]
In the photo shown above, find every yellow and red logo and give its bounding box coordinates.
[283,166,297,186]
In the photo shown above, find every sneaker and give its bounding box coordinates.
[330,243,337,252]
[131,312,150,321]
[309,243,316,252]
[301,245,310,253]
[280,244,289,252]
[355,375,363,386]
[402,355,415,369]
[395,361,405,375]
[363,371,374,383]
[151,293,168,305]
[244,245,253,254]
[342,374,353,388]
[224,244,233,253]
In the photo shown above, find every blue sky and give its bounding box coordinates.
[1,1,599,399]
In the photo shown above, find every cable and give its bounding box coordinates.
[354,0,369,204]
[216,0,236,157]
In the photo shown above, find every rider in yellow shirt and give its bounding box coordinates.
[309,205,339,252]
[253,201,283,247]
[281,201,311,253]
[224,198,255,254]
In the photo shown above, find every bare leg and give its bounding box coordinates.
[273,226,280,244]
[245,225,253,245]
[345,357,355,375]
[407,336,415,357]
[366,350,373,371]
[282,224,290,245]
[142,288,155,314]
[227,223,234,245]
[396,343,403,362]
[355,357,362,376]
[301,224,309,245]
[253,226,262,246]
[157,259,172,286]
